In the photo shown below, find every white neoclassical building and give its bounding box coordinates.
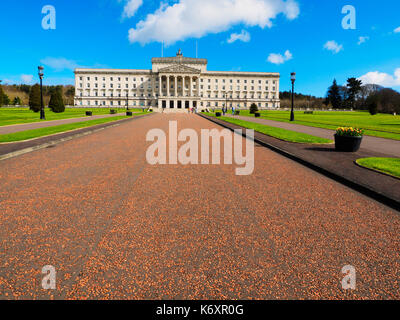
[74,50,280,112]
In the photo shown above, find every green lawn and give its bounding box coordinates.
[204,113,332,144]
[0,113,146,143]
[0,107,144,127]
[237,110,400,141]
[356,157,400,178]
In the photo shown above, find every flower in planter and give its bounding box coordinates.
[335,127,364,137]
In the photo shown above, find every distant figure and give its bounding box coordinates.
[232,106,235,115]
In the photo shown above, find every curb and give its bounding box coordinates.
[198,113,400,212]
[0,114,153,161]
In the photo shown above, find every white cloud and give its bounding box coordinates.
[394,26,400,33]
[323,40,343,54]
[358,68,400,87]
[267,50,292,64]
[358,36,369,45]
[121,0,143,19]
[227,30,251,43]
[128,0,300,45]
[20,74,34,84]
[40,57,80,71]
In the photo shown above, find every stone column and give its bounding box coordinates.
[167,76,170,97]
[175,76,178,97]
[189,77,192,97]
[182,76,185,97]
[197,77,200,97]
[159,75,162,97]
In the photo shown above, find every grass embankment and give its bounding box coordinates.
[204,113,332,144]
[238,111,400,141]
[0,114,145,143]
[0,108,144,127]
[356,158,400,178]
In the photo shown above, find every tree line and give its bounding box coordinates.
[325,78,399,114]
[0,84,75,108]
[280,78,400,115]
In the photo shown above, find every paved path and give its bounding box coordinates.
[225,115,400,157]
[0,114,399,299]
[0,113,128,135]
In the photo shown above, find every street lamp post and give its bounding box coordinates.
[126,92,129,111]
[290,72,296,122]
[38,66,45,120]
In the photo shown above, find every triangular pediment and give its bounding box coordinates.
[159,64,200,74]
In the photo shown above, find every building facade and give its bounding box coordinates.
[74,51,280,112]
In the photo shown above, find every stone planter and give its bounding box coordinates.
[86,111,92,116]
[334,134,363,152]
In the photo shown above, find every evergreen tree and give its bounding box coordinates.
[249,103,258,114]
[48,87,65,113]
[13,96,22,106]
[2,93,10,106]
[29,84,41,112]
[346,77,363,109]
[326,79,342,109]
[0,85,4,107]
[366,94,379,115]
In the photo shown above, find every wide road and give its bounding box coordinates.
[0,113,399,299]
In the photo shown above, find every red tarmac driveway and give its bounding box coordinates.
[0,113,399,299]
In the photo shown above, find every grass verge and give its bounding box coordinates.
[0,114,145,143]
[356,158,400,178]
[204,113,332,144]
[0,107,145,127]
[237,110,400,141]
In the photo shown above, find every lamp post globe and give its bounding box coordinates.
[38,66,45,120]
[290,72,296,122]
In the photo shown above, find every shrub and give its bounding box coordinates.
[86,111,92,116]
[29,84,41,112]
[249,103,258,114]
[215,112,222,117]
[110,109,117,114]
[126,111,133,116]
[255,112,261,118]
[48,88,65,113]
[0,86,6,107]
[336,127,364,137]
[366,94,379,115]
[235,110,240,115]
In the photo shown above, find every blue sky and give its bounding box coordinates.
[1,0,399,96]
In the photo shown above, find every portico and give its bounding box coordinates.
[157,64,201,112]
